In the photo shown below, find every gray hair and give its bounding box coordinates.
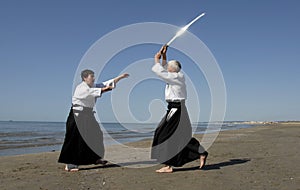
[81,69,94,81]
[168,60,181,72]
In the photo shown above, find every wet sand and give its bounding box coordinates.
[1,122,299,190]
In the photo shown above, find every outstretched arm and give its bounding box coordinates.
[97,73,129,94]
[113,73,129,84]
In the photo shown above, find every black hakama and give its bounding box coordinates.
[58,107,104,165]
[151,102,205,167]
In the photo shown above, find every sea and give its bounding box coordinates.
[0,120,269,156]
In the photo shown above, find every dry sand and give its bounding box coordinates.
[1,122,299,190]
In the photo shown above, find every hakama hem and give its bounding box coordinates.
[151,102,205,167]
[58,108,104,165]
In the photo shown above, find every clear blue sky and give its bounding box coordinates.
[0,0,299,122]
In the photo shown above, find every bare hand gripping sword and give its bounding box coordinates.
[164,12,206,47]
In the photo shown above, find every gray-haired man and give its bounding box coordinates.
[151,45,208,173]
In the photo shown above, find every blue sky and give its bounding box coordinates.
[0,0,299,122]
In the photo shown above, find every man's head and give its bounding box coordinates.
[81,69,95,87]
[167,60,181,73]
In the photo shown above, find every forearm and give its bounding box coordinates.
[162,54,167,66]
[155,53,161,64]
[114,73,129,84]
[114,76,122,84]
[101,86,113,93]
[156,45,167,65]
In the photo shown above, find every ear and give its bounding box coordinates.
[83,76,88,81]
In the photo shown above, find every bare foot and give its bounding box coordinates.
[199,151,208,169]
[65,164,79,172]
[155,166,173,173]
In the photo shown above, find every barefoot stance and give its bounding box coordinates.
[156,166,173,173]
[65,164,79,172]
[199,152,208,169]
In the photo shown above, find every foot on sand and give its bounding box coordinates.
[199,151,208,169]
[65,164,79,172]
[156,166,173,173]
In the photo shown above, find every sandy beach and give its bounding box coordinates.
[1,122,299,190]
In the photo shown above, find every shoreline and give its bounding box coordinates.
[1,123,299,189]
[2,121,298,157]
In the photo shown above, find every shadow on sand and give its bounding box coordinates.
[174,158,251,172]
[79,163,120,171]
[79,160,158,170]
[79,158,250,172]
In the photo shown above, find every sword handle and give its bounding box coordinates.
[160,44,169,54]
